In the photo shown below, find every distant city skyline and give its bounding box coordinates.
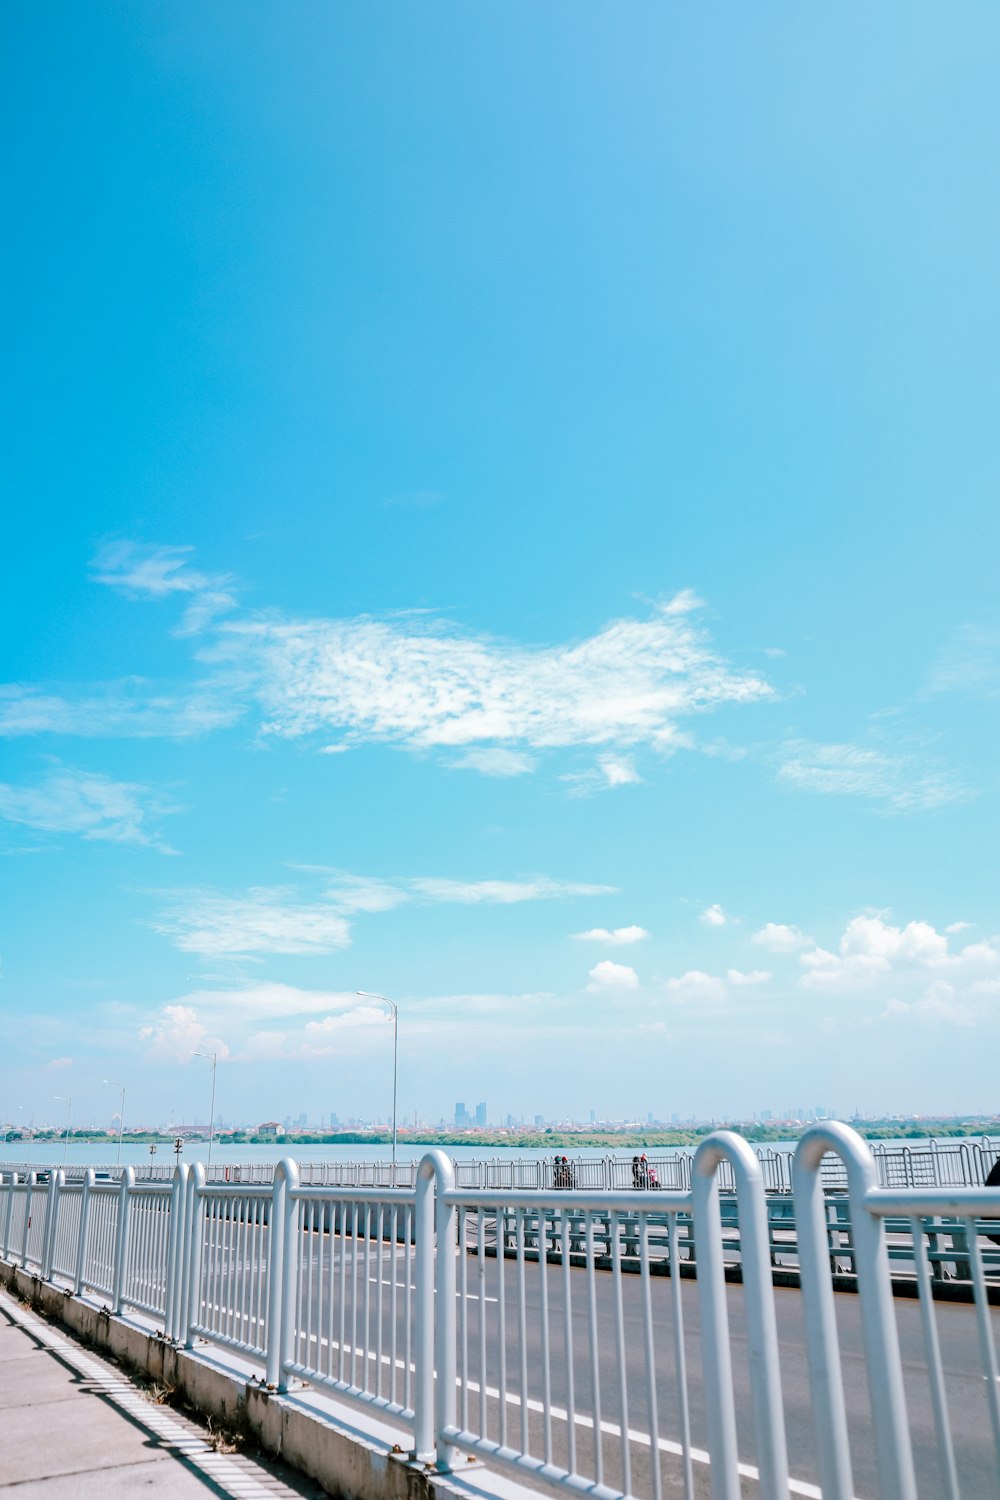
[3,6,999,1127]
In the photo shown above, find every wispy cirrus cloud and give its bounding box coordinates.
[0,766,175,849]
[151,887,354,956]
[9,553,777,789]
[0,682,241,739]
[923,619,1000,700]
[449,747,536,776]
[91,540,237,636]
[151,871,614,957]
[777,738,971,813]
[226,588,772,760]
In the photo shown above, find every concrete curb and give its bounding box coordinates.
[0,1257,538,1500]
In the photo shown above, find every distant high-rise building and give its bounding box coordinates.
[329,1112,340,1129]
[533,1114,544,1127]
[475,1101,487,1128]
[454,1102,469,1127]
[589,1109,596,1124]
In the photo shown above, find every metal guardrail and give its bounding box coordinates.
[6,1134,998,1192]
[2,1128,1000,1500]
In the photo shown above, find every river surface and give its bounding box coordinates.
[2,1134,989,1169]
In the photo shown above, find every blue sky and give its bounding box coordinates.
[3,3,999,1131]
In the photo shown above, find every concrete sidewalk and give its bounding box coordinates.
[0,1291,328,1498]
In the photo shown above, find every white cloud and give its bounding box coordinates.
[91,541,237,635]
[138,1004,231,1061]
[15,553,777,780]
[700,904,728,927]
[751,922,812,953]
[945,921,974,935]
[924,620,1000,699]
[797,914,1000,1028]
[727,969,772,986]
[151,872,612,956]
[0,683,241,739]
[139,986,388,1064]
[0,767,174,848]
[450,748,536,776]
[151,888,353,956]
[225,589,772,759]
[778,739,970,813]
[882,982,978,1028]
[798,914,959,989]
[409,876,612,905]
[586,961,640,991]
[599,756,641,788]
[572,925,650,946]
[664,970,728,1004]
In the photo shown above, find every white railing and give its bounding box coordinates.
[8,1135,997,1194]
[2,1127,1000,1500]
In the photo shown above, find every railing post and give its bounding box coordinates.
[433,1151,458,1471]
[41,1168,63,1279]
[413,1150,441,1463]
[1,1172,14,1260]
[276,1158,300,1392]
[75,1169,95,1295]
[264,1158,297,1388]
[164,1163,189,1340]
[112,1166,135,1314]
[794,1123,917,1500]
[183,1163,207,1348]
[20,1171,36,1268]
[692,1133,790,1500]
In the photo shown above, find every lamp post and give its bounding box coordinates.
[356,992,399,1177]
[190,1051,218,1166]
[54,1095,72,1165]
[102,1081,126,1166]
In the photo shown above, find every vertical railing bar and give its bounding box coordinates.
[350,1202,359,1391]
[296,1198,307,1372]
[478,1207,488,1440]
[909,1215,959,1500]
[539,1206,553,1469]
[323,1199,334,1379]
[404,1202,412,1415]
[390,1204,398,1404]
[363,1202,372,1392]
[965,1214,1000,1463]
[610,1209,632,1497]
[640,1216,663,1500]
[376,1203,385,1401]
[338,1199,348,1384]
[497,1203,508,1451]
[516,1206,529,1455]
[585,1209,604,1489]
[667,1214,695,1500]
[561,1209,577,1478]
[459,1206,469,1433]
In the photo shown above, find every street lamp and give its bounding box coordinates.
[356,992,399,1176]
[53,1095,72,1165]
[190,1051,218,1166]
[102,1081,126,1166]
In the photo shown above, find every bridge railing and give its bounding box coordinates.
[7,1133,996,1193]
[3,1127,1000,1500]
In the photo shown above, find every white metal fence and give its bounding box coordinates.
[2,1126,999,1500]
[8,1135,997,1193]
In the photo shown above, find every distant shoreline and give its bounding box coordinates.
[9,1117,998,1151]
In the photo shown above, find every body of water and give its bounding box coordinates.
[3,1133,992,1171]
